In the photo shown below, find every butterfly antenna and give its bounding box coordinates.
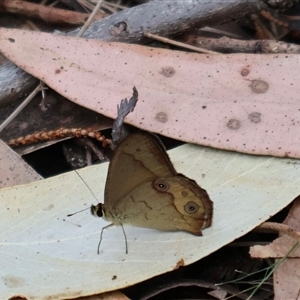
[121,223,128,254]
[75,169,99,203]
[67,207,90,217]
[98,223,114,254]
[67,170,99,217]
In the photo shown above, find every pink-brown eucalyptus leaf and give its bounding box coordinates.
[0,28,299,157]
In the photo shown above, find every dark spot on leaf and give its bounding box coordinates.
[160,66,175,77]
[227,119,241,130]
[250,79,269,94]
[241,68,250,76]
[155,112,168,123]
[248,112,261,123]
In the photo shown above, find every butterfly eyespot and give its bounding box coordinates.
[154,180,170,191]
[184,202,199,214]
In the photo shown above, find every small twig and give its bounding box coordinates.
[260,10,289,29]
[143,32,220,54]
[74,137,105,161]
[0,82,45,133]
[39,81,49,111]
[77,0,104,37]
[0,0,92,25]
[103,1,127,10]
[180,34,300,54]
[48,0,59,8]
[251,13,275,40]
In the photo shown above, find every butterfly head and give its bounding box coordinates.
[91,203,104,218]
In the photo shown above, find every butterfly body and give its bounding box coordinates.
[91,132,213,236]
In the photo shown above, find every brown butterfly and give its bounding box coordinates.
[91,132,213,253]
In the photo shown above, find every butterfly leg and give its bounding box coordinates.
[98,223,114,254]
[120,223,128,254]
